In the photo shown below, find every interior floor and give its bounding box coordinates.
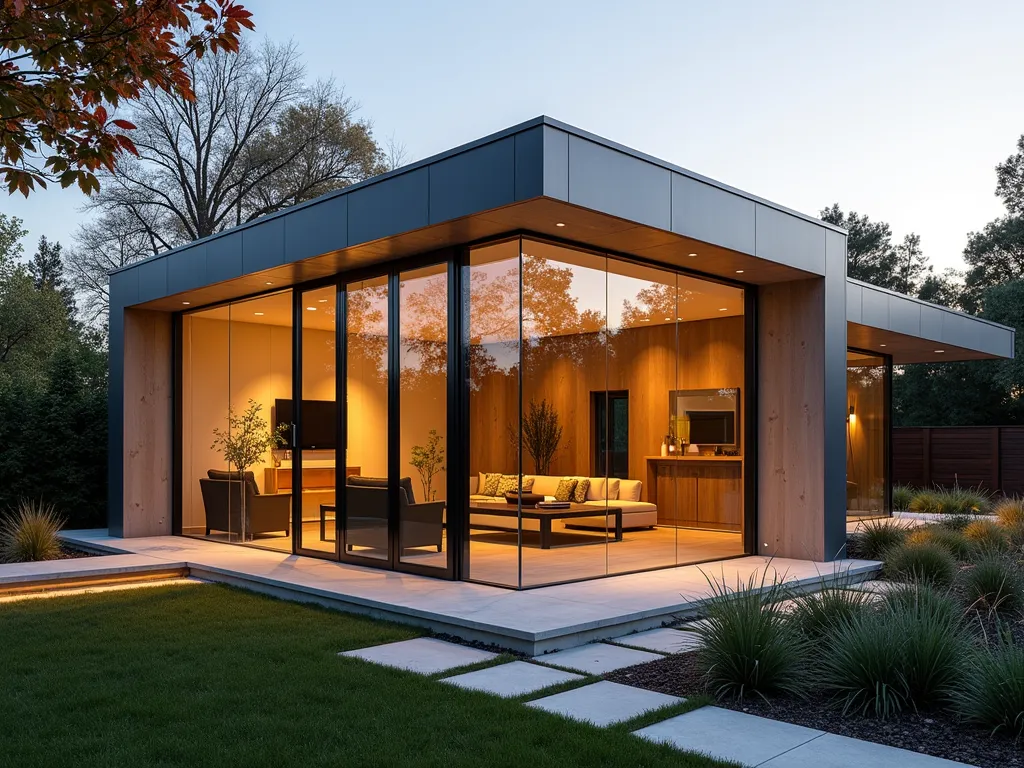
[191,522,745,588]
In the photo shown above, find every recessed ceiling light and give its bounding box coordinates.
[879,344,887,347]
[182,301,190,305]
[934,349,945,353]
[265,281,273,285]
[735,270,745,274]
[687,253,697,258]
[641,318,650,322]
[676,317,683,321]
[306,306,317,311]
[318,299,327,303]
[719,307,728,312]
[664,317,672,321]
[555,222,565,227]
[254,312,264,316]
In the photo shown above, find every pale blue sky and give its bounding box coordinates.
[5,0,1024,273]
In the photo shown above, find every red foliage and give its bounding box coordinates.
[0,0,254,196]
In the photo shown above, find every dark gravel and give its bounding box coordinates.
[55,546,96,559]
[606,651,1022,768]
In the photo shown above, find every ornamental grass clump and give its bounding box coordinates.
[892,484,916,512]
[939,486,991,516]
[0,499,64,563]
[791,581,872,642]
[964,518,1011,555]
[883,541,958,587]
[909,489,944,514]
[957,643,1024,741]
[994,496,1024,528]
[963,555,1024,615]
[694,570,807,702]
[848,517,907,560]
[907,525,974,561]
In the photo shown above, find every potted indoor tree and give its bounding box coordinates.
[410,429,445,502]
[211,399,289,540]
[521,399,563,475]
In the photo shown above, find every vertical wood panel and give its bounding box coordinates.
[758,279,826,561]
[123,309,173,537]
[894,426,1024,495]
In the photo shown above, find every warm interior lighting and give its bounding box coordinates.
[306,306,317,311]
[879,344,886,347]
[718,307,728,312]
[735,270,744,274]
[254,312,264,316]
[640,318,650,322]
[676,317,683,321]
[318,299,328,303]
[687,252,697,257]
[264,281,273,285]
[848,404,856,424]
[182,301,190,305]
[664,317,672,321]
[555,222,565,227]
[935,349,945,353]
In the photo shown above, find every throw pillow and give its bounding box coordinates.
[554,477,577,502]
[521,476,535,492]
[572,478,590,504]
[496,475,521,496]
[482,472,503,496]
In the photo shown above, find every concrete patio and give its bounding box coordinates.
[29,530,883,654]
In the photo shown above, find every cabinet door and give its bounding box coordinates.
[697,465,743,530]
[658,464,698,526]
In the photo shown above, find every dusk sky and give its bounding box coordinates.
[6,0,1024,274]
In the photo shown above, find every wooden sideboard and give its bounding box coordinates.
[264,466,361,494]
[645,456,743,532]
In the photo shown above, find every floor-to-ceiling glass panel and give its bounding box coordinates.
[847,350,889,520]
[181,292,293,551]
[520,239,609,586]
[466,239,522,586]
[605,261,679,574]
[398,264,450,569]
[343,276,390,560]
[296,285,338,555]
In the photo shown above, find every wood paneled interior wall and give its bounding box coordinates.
[468,315,745,501]
[757,279,826,561]
[123,308,173,537]
[847,357,887,514]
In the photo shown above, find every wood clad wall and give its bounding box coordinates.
[123,308,173,537]
[468,315,745,499]
[758,279,826,561]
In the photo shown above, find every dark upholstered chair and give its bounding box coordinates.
[200,470,291,537]
[345,476,444,553]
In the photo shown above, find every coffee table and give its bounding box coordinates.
[469,502,622,549]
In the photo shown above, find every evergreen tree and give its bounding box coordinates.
[29,236,76,318]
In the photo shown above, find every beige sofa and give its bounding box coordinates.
[469,474,658,533]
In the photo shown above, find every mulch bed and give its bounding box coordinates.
[606,651,1022,768]
[55,546,96,560]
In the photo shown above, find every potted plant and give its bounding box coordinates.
[211,399,289,540]
[410,429,445,502]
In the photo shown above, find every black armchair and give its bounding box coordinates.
[345,476,444,554]
[200,470,291,538]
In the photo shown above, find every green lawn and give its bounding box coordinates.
[0,584,729,767]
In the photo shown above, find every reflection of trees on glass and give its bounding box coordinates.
[400,270,448,390]
[348,281,388,383]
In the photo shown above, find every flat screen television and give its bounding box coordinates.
[274,399,337,450]
[685,410,736,445]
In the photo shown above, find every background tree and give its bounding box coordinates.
[893,232,928,295]
[820,204,900,288]
[69,39,387,320]
[29,237,75,317]
[1,0,253,195]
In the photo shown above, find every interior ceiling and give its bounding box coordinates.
[847,322,1000,364]
[139,196,814,315]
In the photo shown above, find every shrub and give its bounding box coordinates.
[963,555,1024,614]
[964,519,1010,554]
[994,496,1024,527]
[909,489,944,514]
[694,571,807,701]
[883,542,958,587]
[818,610,908,718]
[0,499,64,563]
[1005,522,1024,549]
[906,525,974,561]
[881,581,962,628]
[791,581,872,641]
[848,518,907,560]
[892,484,916,511]
[958,643,1024,740]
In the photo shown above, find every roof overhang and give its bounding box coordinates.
[846,279,1014,363]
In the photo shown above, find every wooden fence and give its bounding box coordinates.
[893,426,1024,495]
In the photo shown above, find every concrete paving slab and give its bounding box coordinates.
[634,706,824,767]
[441,660,582,697]
[760,732,974,767]
[533,642,662,674]
[528,680,681,726]
[613,627,701,654]
[340,637,497,674]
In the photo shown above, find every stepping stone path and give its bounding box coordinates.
[442,660,582,697]
[614,627,701,654]
[340,637,496,674]
[531,642,662,674]
[341,631,968,767]
[528,680,681,726]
